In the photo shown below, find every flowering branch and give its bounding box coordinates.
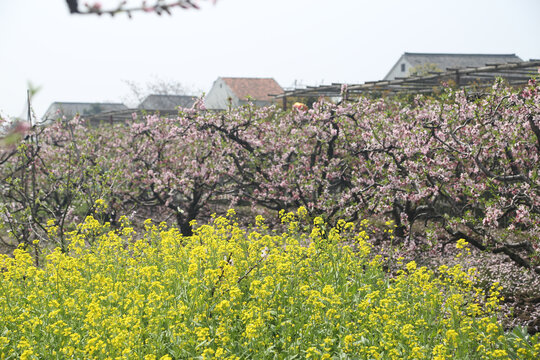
[66,0,214,17]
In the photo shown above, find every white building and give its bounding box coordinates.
[205,77,283,110]
[384,53,523,81]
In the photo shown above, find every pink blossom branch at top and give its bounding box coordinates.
[66,0,216,17]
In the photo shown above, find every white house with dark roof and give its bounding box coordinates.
[384,53,523,80]
[205,77,283,110]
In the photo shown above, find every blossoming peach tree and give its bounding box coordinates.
[199,79,539,274]
[116,107,235,236]
[0,80,538,276]
[0,117,128,253]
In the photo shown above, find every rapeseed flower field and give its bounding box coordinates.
[0,208,538,359]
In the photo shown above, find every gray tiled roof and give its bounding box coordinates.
[138,95,196,110]
[403,53,523,70]
[43,102,128,120]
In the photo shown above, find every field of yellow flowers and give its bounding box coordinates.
[1,208,539,359]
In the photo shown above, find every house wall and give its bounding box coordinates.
[383,56,413,81]
[204,78,240,110]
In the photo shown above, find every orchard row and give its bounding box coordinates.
[1,79,539,273]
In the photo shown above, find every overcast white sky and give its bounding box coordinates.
[1,0,539,119]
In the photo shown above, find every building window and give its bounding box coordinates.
[401,64,406,72]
